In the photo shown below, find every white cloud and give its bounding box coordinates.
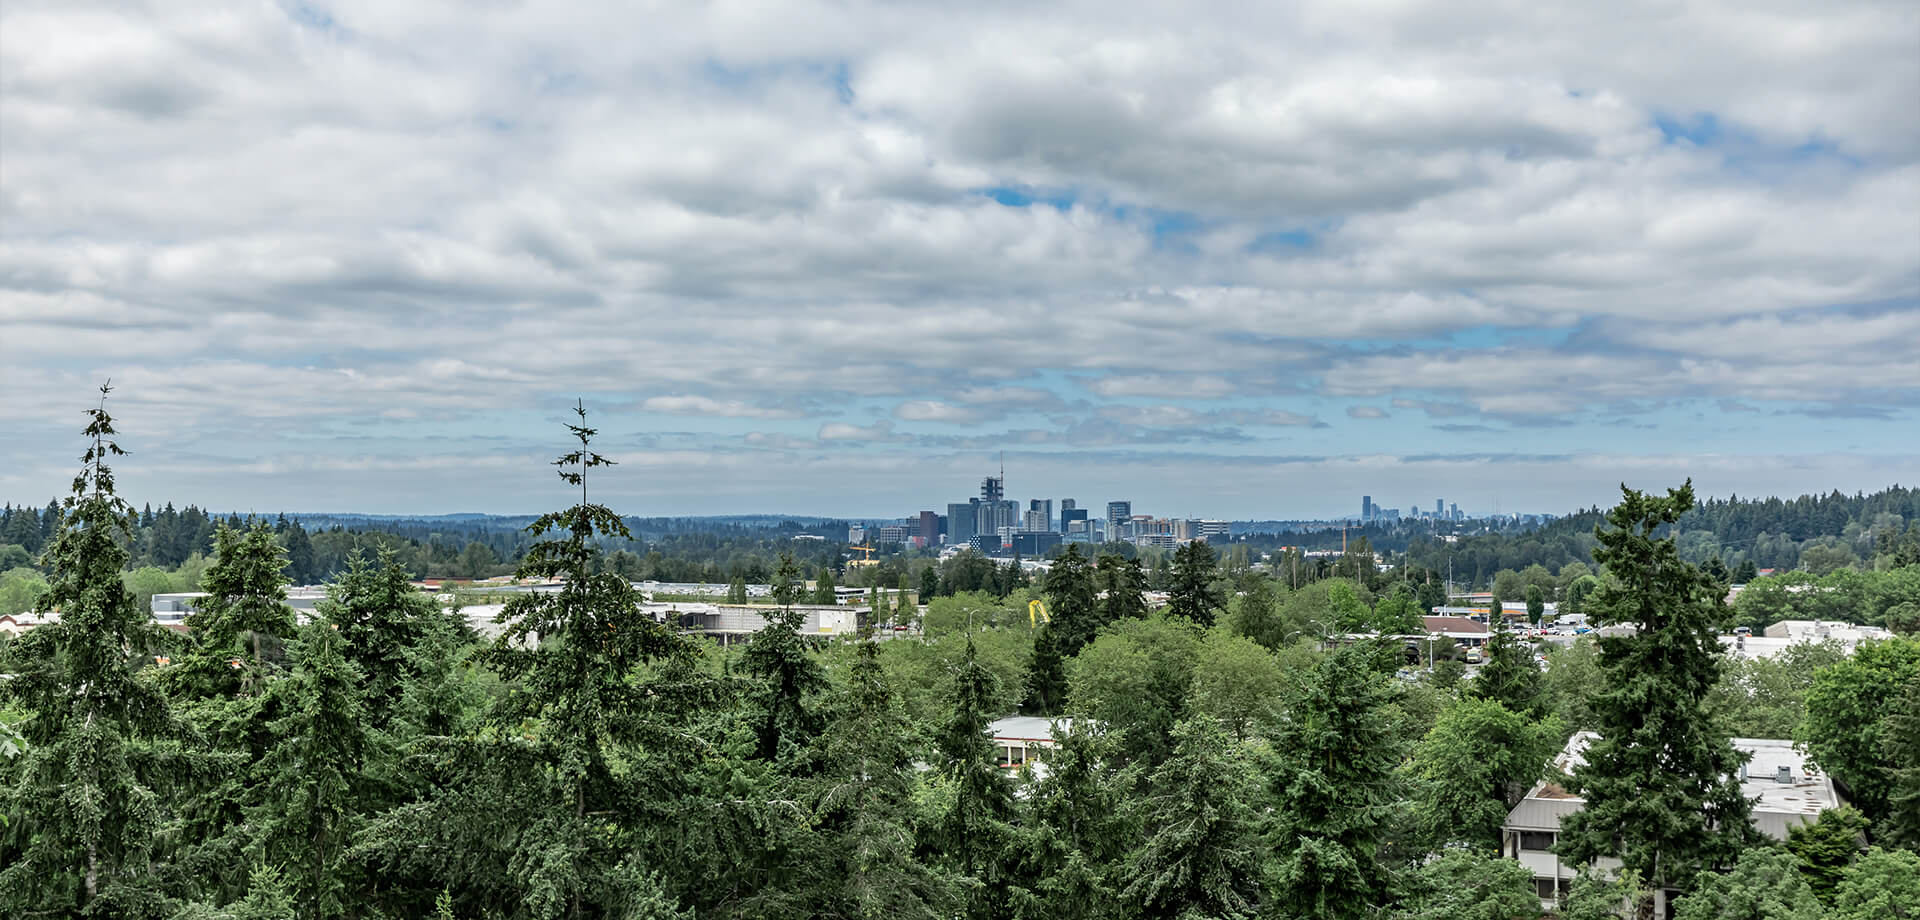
[1,0,1914,511]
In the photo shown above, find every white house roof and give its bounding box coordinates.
[988,715,1074,743]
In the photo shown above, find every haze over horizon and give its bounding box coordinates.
[3,1,1916,519]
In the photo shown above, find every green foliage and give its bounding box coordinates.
[0,566,47,616]
[254,622,380,919]
[1095,553,1148,623]
[1559,482,1759,891]
[1470,620,1544,716]
[1066,616,1201,766]
[740,572,828,763]
[1785,805,1868,906]
[1190,629,1284,740]
[1707,640,1848,739]
[1408,696,1560,852]
[813,566,838,605]
[1022,625,1068,716]
[1120,717,1264,920]
[1561,866,1650,920]
[1672,846,1824,920]
[817,641,959,919]
[1266,641,1406,920]
[181,521,296,696]
[1390,848,1539,920]
[1543,636,1602,731]
[1881,673,1920,848]
[1223,576,1291,650]
[1830,846,1920,920]
[927,636,1014,906]
[1167,540,1224,626]
[1800,636,1920,819]
[0,384,173,914]
[1042,544,1100,656]
[317,547,444,715]
[1006,723,1138,920]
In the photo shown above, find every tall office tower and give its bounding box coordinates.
[1029,499,1053,531]
[1362,495,1373,522]
[1061,498,1077,513]
[919,510,940,545]
[1024,508,1048,532]
[948,501,978,546]
[1449,502,1460,521]
[981,475,1004,504]
[1436,499,1445,517]
[1106,501,1132,533]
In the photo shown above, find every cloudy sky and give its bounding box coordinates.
[3,0,1917,520]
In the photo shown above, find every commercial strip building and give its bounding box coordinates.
[1502,732,1844,912]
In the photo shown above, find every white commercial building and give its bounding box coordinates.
[1503,732,1844,911]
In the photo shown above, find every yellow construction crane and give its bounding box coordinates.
[848,543,879,568]
[1028,599,1051,628]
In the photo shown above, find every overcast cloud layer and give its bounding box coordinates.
[3,0,1916,518]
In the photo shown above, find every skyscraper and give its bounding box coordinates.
[1106,501,1131,534]
[1436,498,1445,517]
[1362,495,1373,522]
[948,501,978,546]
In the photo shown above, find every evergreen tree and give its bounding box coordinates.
[928,636,1015,908]
[255,622,380,919]
[1558,482,1760,900]
[1023,625,1068,715]
[356,402,700,919]
[1043,544,1099,655]
[812,567,838,605]
[919,565,939,604]
[1880,673,1920,848]
[0,384,173,914]
[1096,553,1148,623]
[187,520,296,695]
[1167,540,1223,626]
[1784,805,1868,906]
[1830,846,1920,920]
[1391,849,1541,920]
[1267,641,1406,920]
[727,575,748,604]
[1471,619,1544,716]
[1121,717,1263,920]
[316,547,441,718]
[1006,722,1137,920]
[741,552,827,763]
[1671,847,1823,920]
[817,640,958,919]
[1526,584,1546,625]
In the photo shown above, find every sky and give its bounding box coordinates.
[2,0,1917,521]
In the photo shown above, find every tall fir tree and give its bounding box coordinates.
[1877,673,1920,848]
[1022,624,1068,716]
[0,383,173,914]
[741,552,827,763]
[1043,544,1100,656]
[355,402,700,919]
[1121,717,1264,920]
[185,520,296,696]
[1006,723,1138,920]
[1471,618,1545,716]
[1266,640,1407,920]
[1167,540,1224,626]
[316,547,441,719]
[1096,553,1148,623]
[254,622,380,920]
[817,640,959,920]
[1557,482,1759,906]
[929,635,1016,915]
